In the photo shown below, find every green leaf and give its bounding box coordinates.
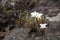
[25,11,29,18]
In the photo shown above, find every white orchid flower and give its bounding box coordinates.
[31,11,43,18]
[31,11,38,17]
[36,13,43,19]
[40,23,47,28]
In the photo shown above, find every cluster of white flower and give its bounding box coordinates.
[31,11,47,29]
[31,11,43,19]
[40,23,47,28]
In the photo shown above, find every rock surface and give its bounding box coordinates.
[0,0,60,40]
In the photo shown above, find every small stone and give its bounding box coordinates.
[13,37,15,39]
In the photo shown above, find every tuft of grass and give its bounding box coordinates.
[27,18,35,29]
[0,32,5,38]
[17,11,36,29]
[17,16,26,27]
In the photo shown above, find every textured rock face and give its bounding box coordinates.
[0,0,39,11]
[46,13,60,22]
[3,27,30,40]
[3,22,60,40]
[0,0,60,40]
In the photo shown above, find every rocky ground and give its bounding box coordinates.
[0,0,60,40]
